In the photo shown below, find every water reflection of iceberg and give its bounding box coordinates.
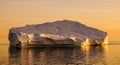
[8,46,108,65]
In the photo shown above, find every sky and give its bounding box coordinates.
[0,0,120,44]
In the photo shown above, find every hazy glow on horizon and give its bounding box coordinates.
[0,0,120,43]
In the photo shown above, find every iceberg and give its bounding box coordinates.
[8,20,108,48]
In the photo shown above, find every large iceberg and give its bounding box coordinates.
[8,20,108,48]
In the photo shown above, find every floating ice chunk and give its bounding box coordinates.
[8,20,108,48]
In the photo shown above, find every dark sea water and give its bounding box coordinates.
[0,43,120,65]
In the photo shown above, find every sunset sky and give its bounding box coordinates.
[0,0,120,43]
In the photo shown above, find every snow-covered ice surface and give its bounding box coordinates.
[8,20,108,47]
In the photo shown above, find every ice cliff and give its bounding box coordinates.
[8,20,108,47]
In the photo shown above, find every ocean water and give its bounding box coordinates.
[0,43,120,65]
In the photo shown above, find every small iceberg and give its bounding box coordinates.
[8,20,108,48]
